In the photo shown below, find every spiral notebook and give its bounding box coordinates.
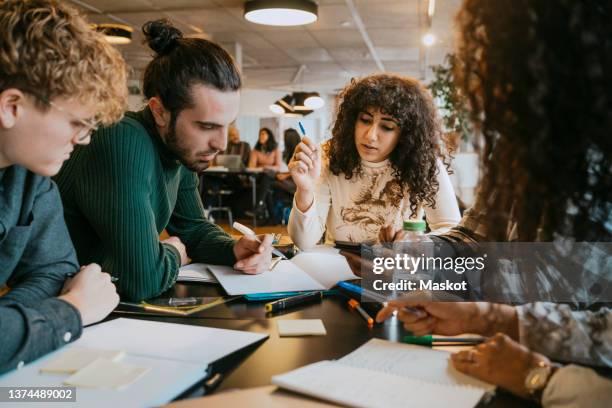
[272,339,495,408]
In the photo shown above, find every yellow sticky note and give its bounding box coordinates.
[40,348,125,374]
[63,358,149,390]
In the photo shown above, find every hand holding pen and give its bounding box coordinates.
[289,122,321,213]
[232,222,278,274]
[376,301,497,338]
[60,264,119,326]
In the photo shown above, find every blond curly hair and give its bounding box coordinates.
[0,0,128,125]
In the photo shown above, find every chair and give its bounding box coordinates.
[206,188,234,226]
[200,174,234,226]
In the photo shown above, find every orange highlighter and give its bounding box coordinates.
[348,299,374,328]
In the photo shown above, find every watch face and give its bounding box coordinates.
[525,366,551,391]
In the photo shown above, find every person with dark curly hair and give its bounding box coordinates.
[287,74,460,249]
[377,0,612,405]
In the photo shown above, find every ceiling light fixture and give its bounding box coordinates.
[304,93,325,110]
[422,32,436,47]
[269,103,285,115]
[93,23,133,45]
[244,0,318,26]
[269,92,323,116]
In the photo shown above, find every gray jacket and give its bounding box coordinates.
[0,166,81,375]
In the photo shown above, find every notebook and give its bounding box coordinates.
[272,339,495,408]
[206,251,357,295]
[178,263,218,283]
[0,318,268,407]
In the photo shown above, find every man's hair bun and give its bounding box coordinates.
[142,19,183,55]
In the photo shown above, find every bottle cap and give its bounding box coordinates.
[403,219,426,231]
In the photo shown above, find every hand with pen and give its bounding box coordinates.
[232,233,273,274]
[59,264,119,326]
[376,300,549,400]
[289,136,321,213]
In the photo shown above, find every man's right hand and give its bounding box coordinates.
[58,264,119,326]
[162,236,189,266]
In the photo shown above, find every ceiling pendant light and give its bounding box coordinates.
[244,0,318,26]
[304,92,325,109]
[292,92,310,111]
[269,103,285,115]
[269,92,325,115]
[93,23,132,45]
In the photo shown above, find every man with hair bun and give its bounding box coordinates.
[0,0,127,374]
[55,19,274,302]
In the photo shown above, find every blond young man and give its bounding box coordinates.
[0,0,127,373]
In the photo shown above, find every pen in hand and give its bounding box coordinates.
[232,221,288,260]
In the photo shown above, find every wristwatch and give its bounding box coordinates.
[524,360,558,402]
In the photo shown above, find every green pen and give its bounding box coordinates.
[402,335,485,346]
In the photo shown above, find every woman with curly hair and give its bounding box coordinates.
[377,0,612,405]
[288,74,460,249]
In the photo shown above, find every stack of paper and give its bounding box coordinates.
[272,339,495,408]
[177,263,218,283]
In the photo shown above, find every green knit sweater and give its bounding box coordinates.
[54,108,236,301]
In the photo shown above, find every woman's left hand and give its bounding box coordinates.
[451,333,550,399]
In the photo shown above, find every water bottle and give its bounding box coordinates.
[392,220,434,298]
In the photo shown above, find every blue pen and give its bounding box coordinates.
[298,121,306,137]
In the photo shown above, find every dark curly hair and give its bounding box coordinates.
[328,73,450,217]
[455,0,611,241]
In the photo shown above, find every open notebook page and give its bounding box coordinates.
[339,338,495,392]
[207,261,325,295]
[272,360,485,408]
[289,252,356,289]
[207,251,357,295]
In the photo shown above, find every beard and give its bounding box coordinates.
[165,114,217,173]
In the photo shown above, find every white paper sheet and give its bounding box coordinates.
[76,318,268,364]
[272,360,485,408]
[207,262,325,295]
[339,338,495,392]
[207,250,357,295]
[272,338,494,408]
[178,263,218,283]
[290,252,356,289]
